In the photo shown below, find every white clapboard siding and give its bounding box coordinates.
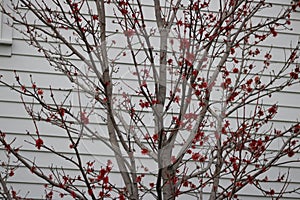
[0,1,300,199]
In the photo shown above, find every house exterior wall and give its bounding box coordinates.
[0,1,300,199]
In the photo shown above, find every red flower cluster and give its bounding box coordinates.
[124,29,135,37]
[270,27,277,37]
[80,112,89,124]
[37,88,43,95]
[290,71,299,79]
[191,152,206,162]
[141,148,148,155]
[249,139,266,158]
[35,138,44,149]
[267,105,277,115]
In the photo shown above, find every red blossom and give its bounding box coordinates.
[202,81,208,88]
[80,112,89,124]
[182,180,189,187]
[246,87,253,93]
[149,182,155,188]
[233,163,239,171]
[59,108,65,117]
[130,107,135,117]
[21,85,26,92]
[246,79,253,85]
[71,191,76,198]
[141,80,147,87]
[225,78,232,85]
[9,169,14,177]
[270,27,277,37]
[118,0,128,6]
[4,144,11,152]
[121,8,128,15]
[136,176,142,183]
[232,57,239,63]
[107,159,112,166]
[0,132,5,137]
[287,149,295,157]
[268,105,277,115]
[141,148,148,155]
[232,68,239,73]
[99,191,104,197]
[11,190,17,198]
[169,39,174,45]
[88,188,93,196]
[124,29,135,37]
[192,69,198,77]
[290,72,298,79]
[293,125,300,133]
[144,134,150,140]
[92,15,98,20]
[35,138,43,149]
[258,110,264,117]
[195,89,201,96]
[254,76,261,84]
[98,169,106,180]
[46,191,53,198]
[30,166,36,173]
[191,152,200,161]
[37,88,44,95]
[173,95,180,103]
[152,133,158,141]
[264,53,272,60]
[227,91,239,102]
[265,135,270,142]
[230,47,235,55]
[119,193,126,200]
[176,20,183,26]
[139,100,150,108]
[63,176,69,184]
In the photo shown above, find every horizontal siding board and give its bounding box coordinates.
[10,28,299,58]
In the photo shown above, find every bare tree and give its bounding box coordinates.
[0,0,300,199]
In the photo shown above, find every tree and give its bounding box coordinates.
[0,0,300,199]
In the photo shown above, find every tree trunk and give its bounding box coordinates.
[162,167,176,200]
[159,144,176,200]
